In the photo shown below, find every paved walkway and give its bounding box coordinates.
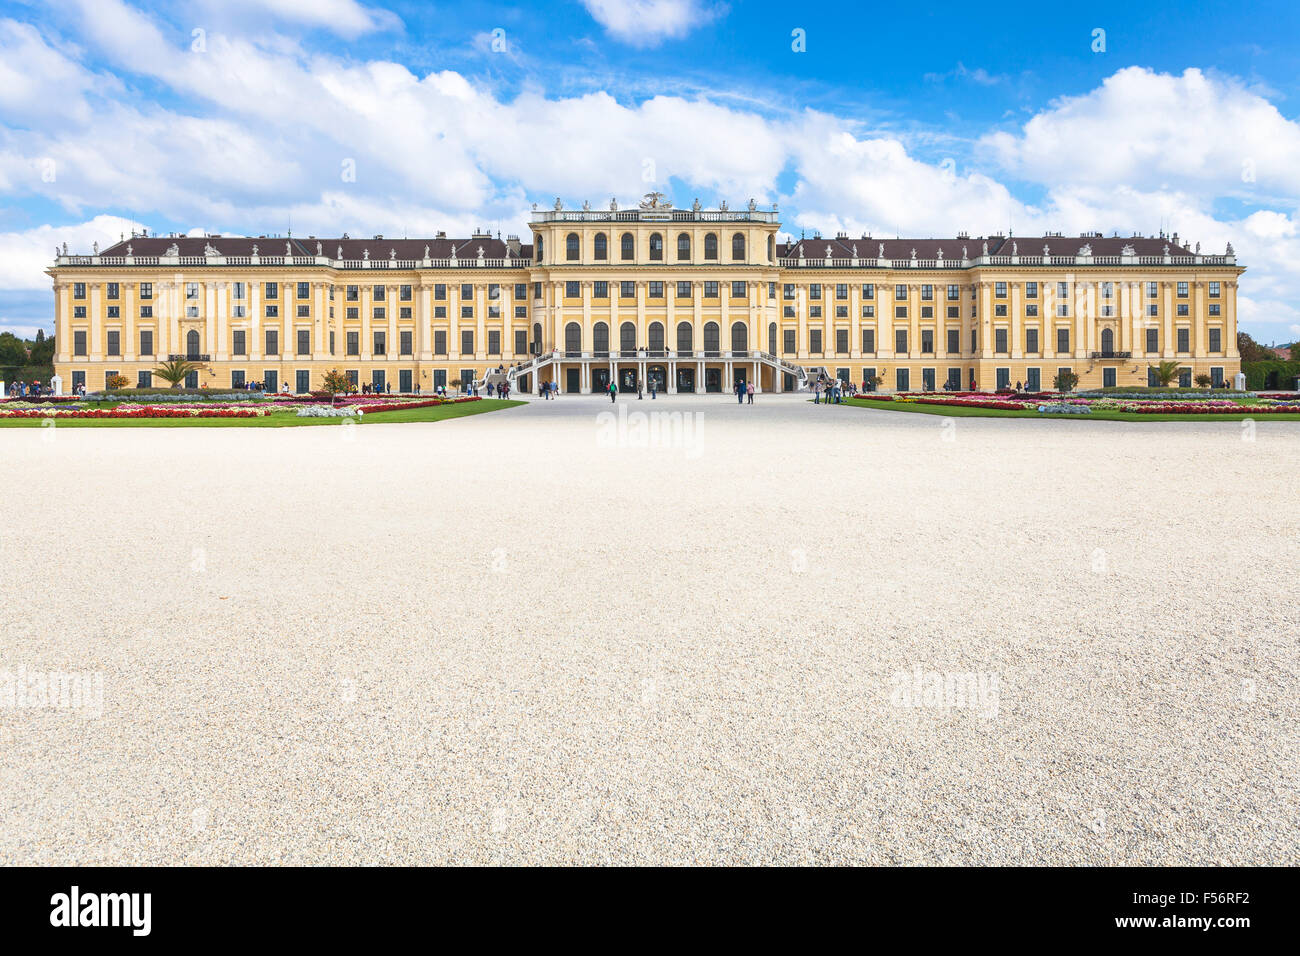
[1,399,1296,864]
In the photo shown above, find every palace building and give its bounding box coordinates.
[49,195,1244,395]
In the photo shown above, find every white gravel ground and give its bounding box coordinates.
[1,394,1297,865]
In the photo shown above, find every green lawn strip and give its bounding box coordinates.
[0,399,524,427]
[841,397,1300,422]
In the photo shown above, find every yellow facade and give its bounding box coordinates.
[50,199,1243,394]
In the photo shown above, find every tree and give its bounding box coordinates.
[320,368,351,396]
[1151,360,1181,387]
[1291,342,1300,361]
[1053,369,1079,392]
[153,358,204,387]
[105,373,129,390]
[451,377,462,395]
[0,331,27,369]
[1236,332,1273,363]
[1194,373,1212,388]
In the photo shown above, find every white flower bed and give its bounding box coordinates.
[295,405,358,417]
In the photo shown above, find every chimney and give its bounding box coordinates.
[505,234,521,254]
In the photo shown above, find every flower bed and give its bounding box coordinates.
[0,406,267,419]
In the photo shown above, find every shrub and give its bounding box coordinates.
[1053,369,1079,392]
[105,373,129,390]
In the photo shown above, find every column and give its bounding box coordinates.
[449,282,461,360]
[387,284,398,367]
[250,281,261,360]
[1193,280,1205,355]
[1010,281,1023,359]
[89,283,103,360]
[418,283,431,359]
[1162,281,1173,357]
[216,281,229,361]
[360,284,373,361]
[475,283,486,359]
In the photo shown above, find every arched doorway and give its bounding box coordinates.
[593,321,609,355]
[703,322,720,355]
[532,322,542,354]
[677,321,693,354]
[620,321,637,353]
[1101,327,1115,356]
[731,321,748,353]
[648,322,665,353]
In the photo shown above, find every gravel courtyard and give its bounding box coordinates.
[1,394,1297,865]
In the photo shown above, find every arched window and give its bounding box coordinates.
[732,232,745,261]
[649,233,663,261]
[620,233,634,260]
[677,321,694,353]
[767,235,774,263]
[593,322,609,354]
[768,322,777,354]
[594,233,607,260]
[1101,327,1115,355]
[703,321,720,353]
[186,329,200,359]
[677,233,691,260]
[565,322,581,353]
[532,322,542,354]
[704,233,718,260]
[620,322,637,352]
[731,321,748,352]
[535,234,544,262]
[649,322,665,352]
[566,233,580,261]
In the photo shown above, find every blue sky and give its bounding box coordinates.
[2,0,1299,341]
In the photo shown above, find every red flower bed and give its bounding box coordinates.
[353,396,482,414]
[0,407,263,419]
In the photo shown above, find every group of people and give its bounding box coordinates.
[485,380,511,398]
[5,380,55,398]
[812,377,856,404]
[734,380,755,404]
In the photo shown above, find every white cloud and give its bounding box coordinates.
[580,0,723,46]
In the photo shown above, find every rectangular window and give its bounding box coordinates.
[733,281,747,298]
[1209,328,1222,352]
[460,284,473,299]
[346,307,359,320]
[809,284,821,300]
[373,331,386,356]
[346,332,359,356]
[265,282,278,299]
[107,282,119,299]
[185,282,199,299]
[140,330,154,356]
[995,281,1007,298]
[1056,328,1070,354]
[297,329,310,355]
[1102,281,1114,299]
[1146,328,1159,353]
[434,331,447,355]
[894,306,907,319]
[997,367,1010,390]
[346,285,359,301]
[893,284,905,300]
[895,368,910,392]
[995,328,1008,353]
[784,284,796,300]
[400,331,413,355]
[1177,328,1190,352]
[784,329,796,354]
[1211,366,1224,386]
[433,284,446,300]
[297,282,310,299]
[593,281,608,299]
[533,282,541,300]
[297,305,310,318]
[947,329,959,354]
[704,281,719,298]
[1026,367,1040,392]
[1025,282,1038,298]
[809,329,822,353]
[946,284,959,300]
[921,329,934,354]
[620,281,635,298]
[1026,304,1039,317]
[995,304,1008,317]
[1209,281,1220,297]
[1057,304,1069,317]
[373,285,386,301]
[107,330,120,356]
[461,306,473,318]
[920,284,933,301]
[373,307,386,320]
[1177,281,1188,297]
[863,283,875,299]
[265,329,278,355]
[565,281,580,298]
[837,306,849,319]
[1209,304,1221,316]
[461,330,474,355]
[649,281,664,298]
[515,330,527,355]
[1025,328,1038,354]
[488,331,501,355]
[233,330,246,356]
[140,306,153,318]
[836,329,849,354]
[1103,367,1117,388]
[810,306,822,318]
[862,329,875,353]
[677,281,692,298]
[1057,282,1069,298]
[265,305,278,318]
[1147,282,1158,298]
[895,329,908,354]
[863,305,875,318]
[139,282,152,299]
[329,331,335,355]
[515,284,527,299]
[400,285,412,301]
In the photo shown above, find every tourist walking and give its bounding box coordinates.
[609,380,617,403]
[735,380,744,404]
[747,381,754,404]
